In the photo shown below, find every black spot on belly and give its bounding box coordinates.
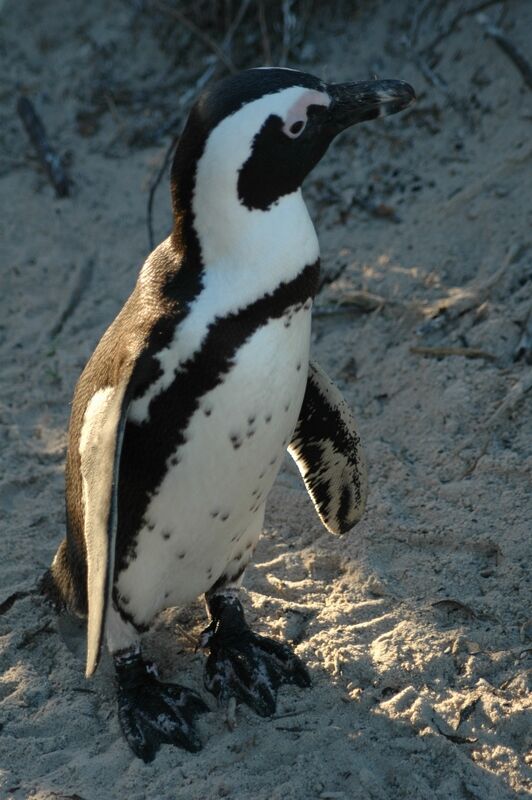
[207,568,213,579]
[178,552,186,560]
[147,522,155,532]
[230,434,242,449]
[247,429,256,438]
[265,414,272,423]
[204,407,212,417]
[164,591,170,599]
[284,402,290,412]
[248,415,256,425]
[259,470,265,479]
[221,512,230,521]
[210,510,219,519]
[170,456,180,466]
[162,531,171,540]
[296,362,301,371]
[269,456,276,466]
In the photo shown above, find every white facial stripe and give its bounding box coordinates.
[283,89,330,137]
[193,86,324,262]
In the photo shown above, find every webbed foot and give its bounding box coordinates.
[115,650,209,762]
[201,592,311,717]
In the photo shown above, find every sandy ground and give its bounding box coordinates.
[1,1,531,798]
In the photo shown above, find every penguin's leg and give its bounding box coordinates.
[106,604,209,762]
[200,511,310,716]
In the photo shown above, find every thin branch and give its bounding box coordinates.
[152,0,236,73]
[48,257,95,338]
[257,0,272,64]
[410,0,434,47]
[421,242,526,324]
[410,345,497,361]
[147,139,179,250]
[280,0,296,66]
[0,590,31,615]
[476,12,532,90]
[174,621,199,647]
[421,0,505,54]
[223,0,252,63]
[454,367,532,476]
[444,148,532,213]
[17,97,70,197]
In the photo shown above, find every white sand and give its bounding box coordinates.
[1,1,530,798]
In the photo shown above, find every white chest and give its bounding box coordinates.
[116,302,312,622]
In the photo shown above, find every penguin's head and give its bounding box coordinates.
[172,67,414,219]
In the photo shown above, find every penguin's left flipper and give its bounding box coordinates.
[288,359,368,534]
[202,592,310,717]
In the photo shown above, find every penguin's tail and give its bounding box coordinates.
[39,538,88,618]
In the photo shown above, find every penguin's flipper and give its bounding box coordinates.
[79,379,132,678]
[288,359,368,534]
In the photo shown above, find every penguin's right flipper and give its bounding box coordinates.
[76,335,154,679]
[79,378,132,678]
[288,359,368,535]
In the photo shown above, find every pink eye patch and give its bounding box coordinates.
[282,89,330,138]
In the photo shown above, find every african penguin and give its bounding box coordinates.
[43,67,415,761]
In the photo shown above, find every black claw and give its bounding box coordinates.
[202,593,311,717]
[115,652,208,761]
[251,633,312,688]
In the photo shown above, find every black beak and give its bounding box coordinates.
[327,79,415,133]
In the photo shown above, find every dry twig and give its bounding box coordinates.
[152,0,236,73]
[454,367,532,476]
[257,0,272,64]
[421,0,505,54]
[0,589,31,615]
[444,147,532,213]
[410,345,497,361]
[226,696,237,730]
[337,290,389,311]
[48,258,95,338]
[17,97,70,197]
[420,242,526,328]
[476,12,532,91]
[174,621,199,647]
[147,140,179,250]
[280,0,296,66]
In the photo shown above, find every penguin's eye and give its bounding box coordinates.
[287,119,306,138]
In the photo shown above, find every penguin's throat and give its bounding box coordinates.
[189,186,320,278]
